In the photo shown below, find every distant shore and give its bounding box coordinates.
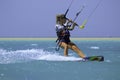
[0,37,120,41]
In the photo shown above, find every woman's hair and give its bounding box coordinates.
[56,14,65,23]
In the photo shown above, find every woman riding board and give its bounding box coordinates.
[55,14,86,59]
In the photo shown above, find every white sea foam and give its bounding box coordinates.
[31,44,38,46]
[90,46,100,49]
[36,54,82,61]
[105,60,111,63]
[0,49,82,64]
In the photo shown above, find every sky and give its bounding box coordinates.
[0,0,120,37]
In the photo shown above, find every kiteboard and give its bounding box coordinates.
[83,56,104,62]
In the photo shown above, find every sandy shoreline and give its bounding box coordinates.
[0,37,120,41]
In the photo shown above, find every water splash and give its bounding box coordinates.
[0,49,82,64]
[36,54,82,61]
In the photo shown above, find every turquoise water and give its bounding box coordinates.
[0,39,120,80]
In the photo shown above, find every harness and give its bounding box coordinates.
[55,24,70,51]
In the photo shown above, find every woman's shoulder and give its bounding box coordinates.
[56,24,64,29]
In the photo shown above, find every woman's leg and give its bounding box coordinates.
[60,42,68,56]
[68,42,86,58]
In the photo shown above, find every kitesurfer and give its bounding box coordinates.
[55,14,86,58]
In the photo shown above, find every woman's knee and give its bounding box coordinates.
[64,44,68,49]
[61,42,68,48]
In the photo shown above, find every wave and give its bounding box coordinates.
[90,46,100,49]
[0,49,82,64]
[30,44,38,46]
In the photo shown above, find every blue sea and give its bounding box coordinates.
[0,38,120,80]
